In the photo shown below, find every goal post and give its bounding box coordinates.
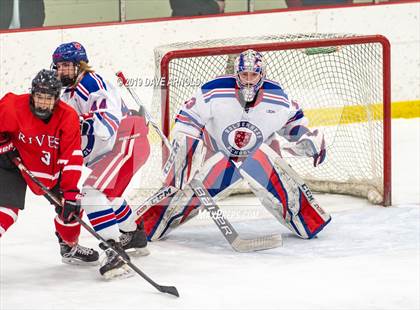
[139,34,391,206]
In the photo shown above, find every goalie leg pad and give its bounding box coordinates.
[239,144,330,239]
[142,152,242,241]
[144,188,199,241]
[163,133,205,190]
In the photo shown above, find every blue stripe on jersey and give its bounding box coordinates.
[203,93,236,103]
[179,110,204,128]
[201,76,236,95]
[75,88,88,101]
[262,80,289,97]
[263,98,289,108]
[175,118,201,131]
[262,79,284,91]
[80,73,107,93]
[104,111,120,125]
[287,109,304,124]
[95,112,115,136]
[93,73,107,91]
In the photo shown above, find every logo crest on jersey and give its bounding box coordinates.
[234,131,252,148]
[222,121,263,157]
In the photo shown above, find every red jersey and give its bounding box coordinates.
[0,93,83,199]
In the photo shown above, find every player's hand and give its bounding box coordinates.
[0,133,13,153]
[55,191,81,223]
[0,133,19,169]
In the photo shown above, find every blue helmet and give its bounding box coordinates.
[234,49,265,102]
[52,42,88,65]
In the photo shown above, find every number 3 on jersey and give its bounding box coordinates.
[41,151,51,166]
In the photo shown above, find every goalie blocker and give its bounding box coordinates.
[138,134,331,241]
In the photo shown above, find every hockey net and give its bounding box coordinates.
[129,34,391,206]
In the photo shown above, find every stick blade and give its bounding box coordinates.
[159,285,180,297]
[231,233,283,253]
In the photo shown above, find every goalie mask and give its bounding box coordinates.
[52,42,88,86]
[30,69,62,120]
[234,49,265,102]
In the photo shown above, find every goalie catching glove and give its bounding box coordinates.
[283,127,326,167]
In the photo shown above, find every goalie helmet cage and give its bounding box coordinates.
[144,33,391,206]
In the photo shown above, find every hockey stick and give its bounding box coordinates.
[189,178,282,252]
[11,157,179,298]
[116,71,171,150]
[117,71,282,252]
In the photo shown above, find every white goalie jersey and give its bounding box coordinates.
[172,75,308,158]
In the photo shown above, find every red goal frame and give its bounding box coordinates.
[159,35,391,206]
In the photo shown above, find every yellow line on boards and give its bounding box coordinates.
[306,100,420,126]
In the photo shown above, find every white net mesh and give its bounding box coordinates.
[128,34,390,206]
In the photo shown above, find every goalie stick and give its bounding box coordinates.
[189,178,282,252]
[117,71,282,252]
[11,157,179,298]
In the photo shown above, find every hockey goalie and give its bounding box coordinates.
[138,49,331,242]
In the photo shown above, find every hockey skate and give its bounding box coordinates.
[99,240,133,280]
[120,222,150,256]
[56,232,99,266]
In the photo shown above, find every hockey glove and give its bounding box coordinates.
[0,133,19,169]
[55,191,81,223]
[283,129,326,167]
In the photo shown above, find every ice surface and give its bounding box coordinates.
[1,119,419,310]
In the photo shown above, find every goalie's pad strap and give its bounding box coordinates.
[239,144,330,239]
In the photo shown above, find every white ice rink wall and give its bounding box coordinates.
[0,2,419,106]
